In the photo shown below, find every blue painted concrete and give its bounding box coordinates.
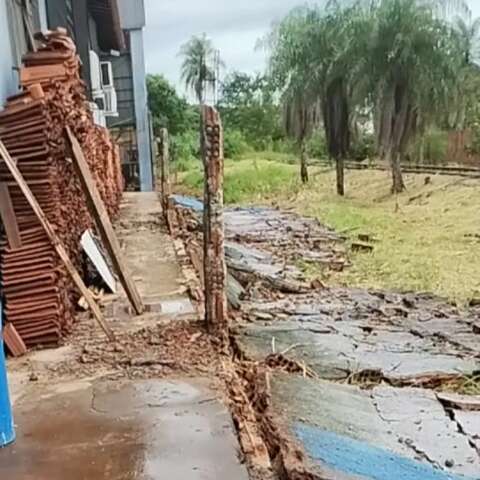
[0,305,15,447]
[172,195,204,212]
[295,423,476,480]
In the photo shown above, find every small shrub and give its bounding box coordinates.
[171,131,199,171]
[224,129,251,159]
[350,133,375,161]
[307,131,328,159]
[412,128,448,164]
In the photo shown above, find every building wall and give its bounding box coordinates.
[117,0,145,29]
[130,28,153,192]
[71,0,91,93]
[45,0,75,38]
[0,0,20,106]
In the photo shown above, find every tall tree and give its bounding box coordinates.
[370,0,461,193]
[179,34,222,104]
[283,86,321,183]
[219,72,282,149]
[147,74,192,136]
[267,3,370,194]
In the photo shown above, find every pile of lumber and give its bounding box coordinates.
[0,29,123,348]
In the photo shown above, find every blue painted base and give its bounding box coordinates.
[0,429,15,448]
[0,311,15,448]
[295,422,475,480]
[172,195,204,212]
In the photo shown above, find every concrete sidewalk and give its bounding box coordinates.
[0,193,248,480]
[1,378,248,480]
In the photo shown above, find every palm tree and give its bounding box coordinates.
[369,0,461,193]
[268,3,369,195]
[454,16,480,64]
[283,86,321,184]
[268,7,321,184]
[179,34,220,104]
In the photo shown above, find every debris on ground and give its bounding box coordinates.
[171,195,480,480]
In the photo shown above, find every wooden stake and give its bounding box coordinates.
[65,127,145,315]
[0,182,22,249]
[0,140,115,341]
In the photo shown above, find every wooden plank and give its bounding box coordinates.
[0,182,22,249]
[3,323,27,357]
[65,127,144,315]
[0,140,115,341]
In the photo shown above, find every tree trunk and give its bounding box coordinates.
[336,156,345,196]
[300,139,309,184]
[389,151,406,194]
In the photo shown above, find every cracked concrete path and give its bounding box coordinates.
[271,374,480,479]
[237,290,480,479]
[0,378,248,480]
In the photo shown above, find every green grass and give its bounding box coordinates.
[181,156,301,203]
[178,154,480,304]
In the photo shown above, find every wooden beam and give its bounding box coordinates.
[65,127,145,315]
[0,140,115,341]
[0,182,22,249]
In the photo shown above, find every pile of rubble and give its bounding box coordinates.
[0,29,123,348]
[169,196,348,308]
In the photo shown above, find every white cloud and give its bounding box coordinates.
[143,0,480,94]
[143,0,303,92]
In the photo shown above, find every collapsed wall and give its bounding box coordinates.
[0,29,123,348]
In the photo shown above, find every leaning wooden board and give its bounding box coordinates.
[0,140,115,341]
[0,182,22,249]
[65,127,145,316]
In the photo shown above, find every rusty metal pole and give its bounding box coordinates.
[159,128,171,216]
[201,106,228,339]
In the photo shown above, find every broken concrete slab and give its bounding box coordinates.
[270,374,480,479]
[237,320,479,384]
[236,287,480,384]
[0,378,248,480]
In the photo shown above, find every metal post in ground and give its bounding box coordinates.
[201,106,228,339]
[0,302,15,447]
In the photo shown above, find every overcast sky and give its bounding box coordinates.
[144,0,480,96]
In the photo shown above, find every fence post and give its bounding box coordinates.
[0,302,15,447]
[201,106,228,340]
[159,128,171,215]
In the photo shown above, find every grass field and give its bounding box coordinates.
[179,154,480,305]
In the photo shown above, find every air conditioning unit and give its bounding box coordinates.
[89,101,106,127]
[92,90,106,111]
[89,51,102,93]
[103,87,118,117]
[100,62,114,88]
[100,61,118,117]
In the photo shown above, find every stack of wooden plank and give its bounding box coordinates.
[0,29,123,348]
